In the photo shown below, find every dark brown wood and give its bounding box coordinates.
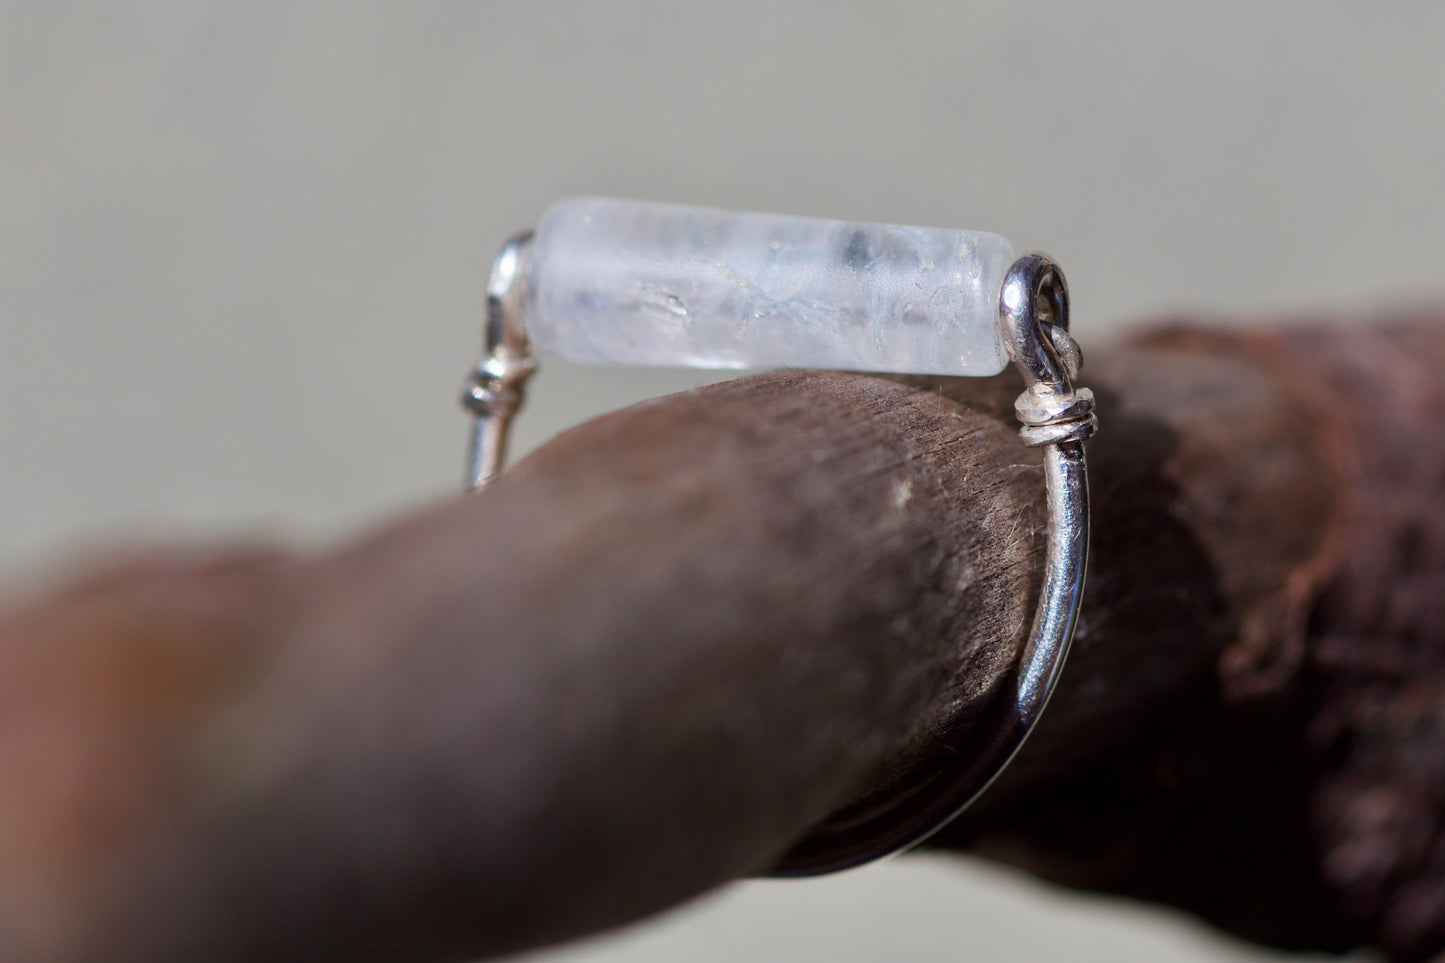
[0,319,1437,963]
[936,318,1445,963]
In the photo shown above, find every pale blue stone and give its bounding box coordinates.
[525,197,1013,376]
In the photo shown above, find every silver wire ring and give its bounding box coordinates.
[462,231,537,490]
[461,236,1094,876]
[769,252,1091,874]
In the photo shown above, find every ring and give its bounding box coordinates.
[460,197,1095,874]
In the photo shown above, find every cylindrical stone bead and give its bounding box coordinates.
[524,197,1014,376]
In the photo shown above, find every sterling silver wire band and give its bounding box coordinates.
[462,230,535,490]
[770,252,1093,875]
[460,223,1095,875]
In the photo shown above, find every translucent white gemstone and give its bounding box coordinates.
[525,197,1013,376]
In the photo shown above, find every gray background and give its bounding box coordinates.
[1,2,1437,959]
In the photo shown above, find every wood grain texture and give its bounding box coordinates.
[0,320,1440,962]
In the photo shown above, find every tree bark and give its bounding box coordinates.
[0,318,1438,962]
[938,318,1445,962]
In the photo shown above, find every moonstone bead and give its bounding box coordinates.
[525,197,1014,376]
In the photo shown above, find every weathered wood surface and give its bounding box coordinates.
[0,318,1439,962]
[941,319,1445,962]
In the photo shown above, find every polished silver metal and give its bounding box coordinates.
[769,251,1093,875]
[462,231,537,491]
[459,222,1094,876]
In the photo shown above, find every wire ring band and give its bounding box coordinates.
[461,228,1093,875]
[770,253,1093,873]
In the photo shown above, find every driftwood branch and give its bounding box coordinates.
[0,318,1440,962]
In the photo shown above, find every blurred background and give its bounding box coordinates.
[1,2,1439,959]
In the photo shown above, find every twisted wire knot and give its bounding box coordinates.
[1013,327,1097,448]
[460,352,537,419]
